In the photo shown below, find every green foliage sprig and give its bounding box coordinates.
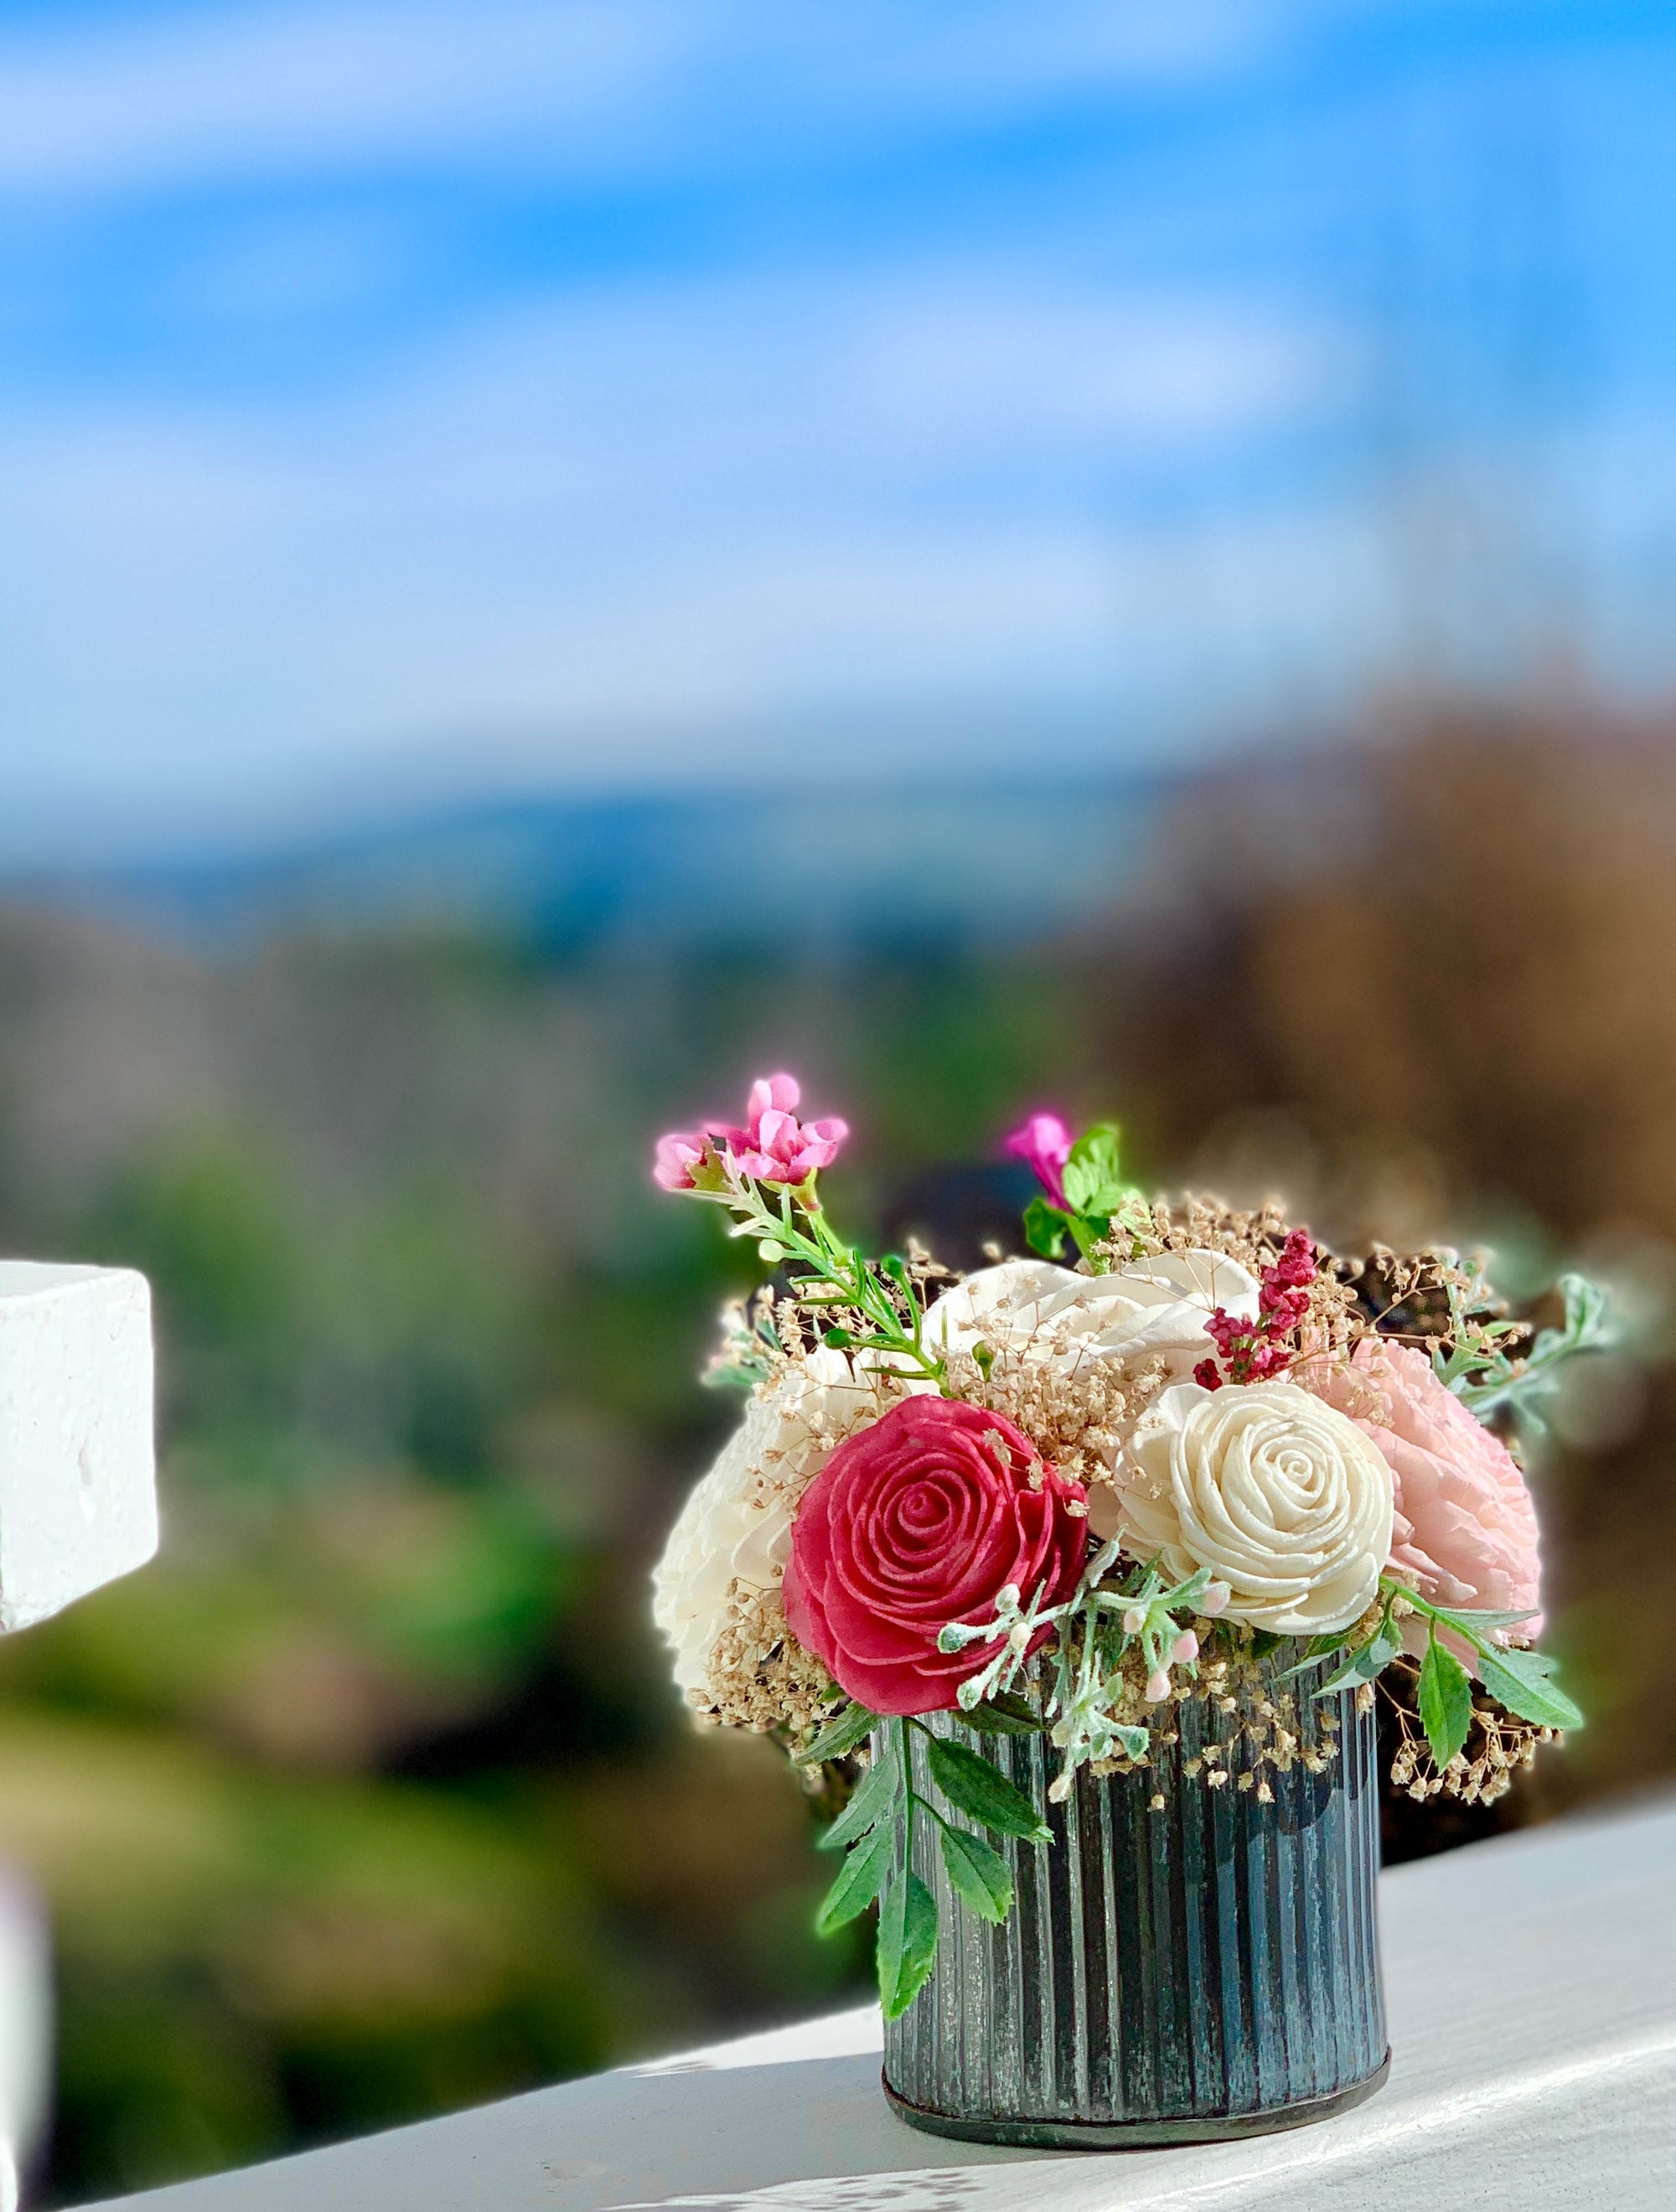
[696,1170,944,1384]
[1297,1574,1582,1765]
[799,1710,1049,2018]
[1041,1551,1215,1795]
[1022,1122,1149,1268]
[1433,1269,1613,1430]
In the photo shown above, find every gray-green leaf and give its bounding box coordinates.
[1418,1634,1474,1768]
[815,1823,893,1935]
[1313,1631,1399,1698]
[877,1872,939,2019]
[968,1695,1046,1737]
[798,1701,879,1765]
[1430,1605,1539,1631]
[816,1745,898,1853]
[938,1823,1012,1923]
[927,1735,1052,1842]
[1475,1645,1584,1732]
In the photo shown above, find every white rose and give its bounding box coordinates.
[651,1351,915,1695]
[923,1252,1260,1540]
[923,1251,1259,1378]
[1118,1381,1394,1635]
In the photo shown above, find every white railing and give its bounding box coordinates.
[72,1794,1676,2211]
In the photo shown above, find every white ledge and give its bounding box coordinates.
[79,1794,1676,2211]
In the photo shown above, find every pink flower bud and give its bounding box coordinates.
[1121,1607,1146,1635]
[1145,1669,1172,1704]
[1172,1630,1199,1666]
[1201,1581,1230,1617]
[1002,1111,1073,1209]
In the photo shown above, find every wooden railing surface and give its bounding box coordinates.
[79,1794,1676,2211]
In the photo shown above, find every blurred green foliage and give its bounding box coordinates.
[0,926,1090,2202]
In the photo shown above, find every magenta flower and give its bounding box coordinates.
[653,1072,848,1193]
[1004,1110,1074,1208]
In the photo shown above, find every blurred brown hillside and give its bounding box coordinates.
[0,703,1672,2199]
[1094,705,1676,1840]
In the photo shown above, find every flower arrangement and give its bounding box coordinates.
[651,1078,1595,2022]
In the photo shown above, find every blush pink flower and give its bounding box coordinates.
[1303,1338,1543,1670]
[783,1397,1088,1716]
[1004,1111,1074,1208]
[653,1131,712,1191]
[714,1072,847,1186]
[652,1072,848,1192]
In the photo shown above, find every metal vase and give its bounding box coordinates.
[881,1680,1389,2148]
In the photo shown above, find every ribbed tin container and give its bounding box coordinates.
[881,1680,1389,2147]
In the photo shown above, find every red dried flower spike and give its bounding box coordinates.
[1198,1229,1319,1389]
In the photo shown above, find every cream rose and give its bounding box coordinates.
[651,1351,916,1696]
[923,1251,1259,1382]
[1117,1381,1395,1635]
[923,1253,1260,1536]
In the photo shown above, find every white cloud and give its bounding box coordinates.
[0,0,701,192]
[856,288,1344,449]
[0,0,1301,197]
[0,254,1369,849]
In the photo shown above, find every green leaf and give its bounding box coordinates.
[1061,1123,1129,1216]
[797,1701,878,1765]
[927,1735,1053,1842]
[1279,1630,1355,1681]
[877,1872,939,2019]
[815,1823,893,1935]
[1313,1631,1399,1699]
[968,1694,1046,1737]
[1112,1724,1151,1760]
[1418,1633,1474,1767]
[816,1744,898,1852]
[1022,1196,1071,1258]
[1475,1646,1584,1732]
[938,1823,1012,1923]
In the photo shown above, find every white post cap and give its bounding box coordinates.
[0,1263,158,1633]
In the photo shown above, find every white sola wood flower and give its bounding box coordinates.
[1118,1380,1395,1636]
[923,1251,1260,1381]
[651,1351,914,1697]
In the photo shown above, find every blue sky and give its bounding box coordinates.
[2,0,1674,859]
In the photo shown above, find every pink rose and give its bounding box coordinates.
[782,1397,1088,1716]
[1304,1339,1543,1668]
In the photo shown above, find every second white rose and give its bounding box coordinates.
[1117,1380,1395,1635]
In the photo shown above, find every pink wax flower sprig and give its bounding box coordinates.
[652,1074,941,1382]
[1194,1227,1318,1390]
[654,1072,848,1196]
[715,1072,849,1186]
